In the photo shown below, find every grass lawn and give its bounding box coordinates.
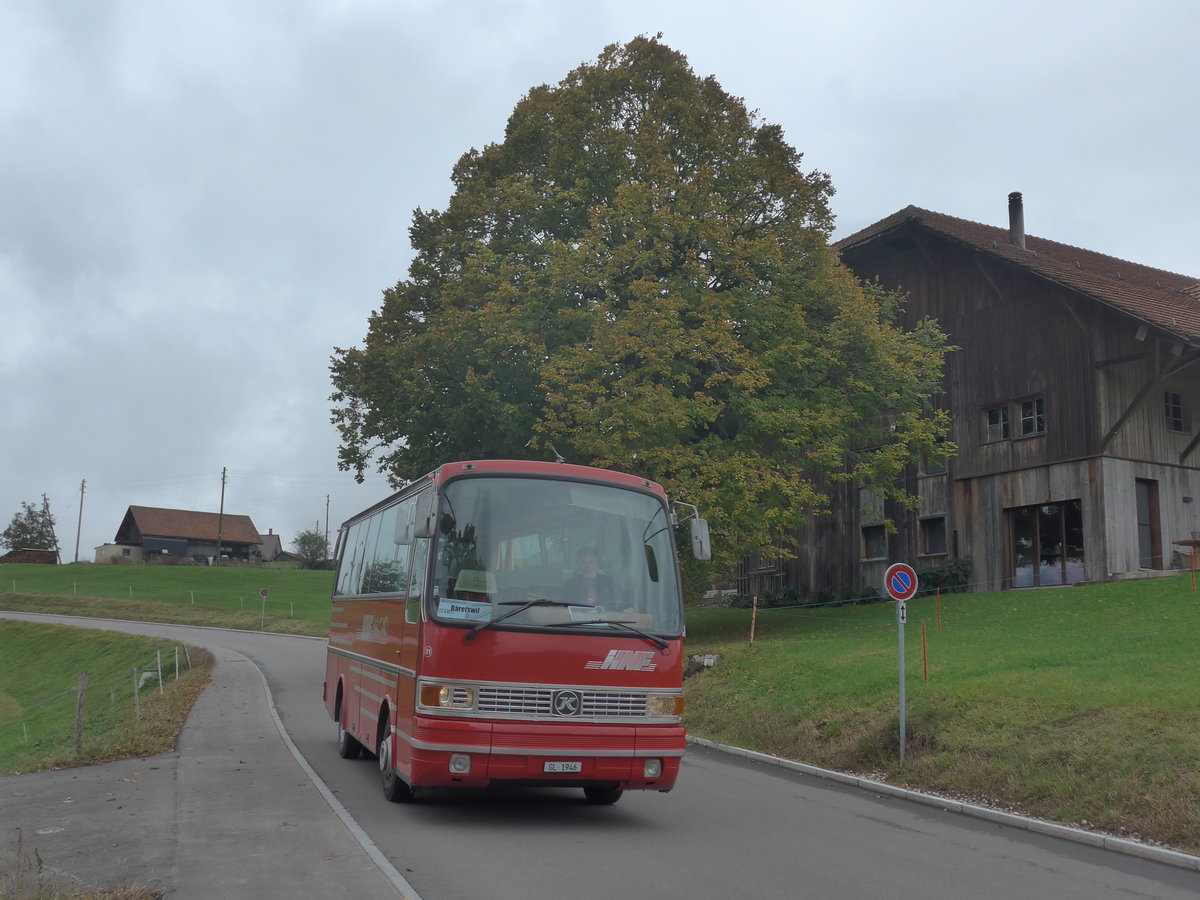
[0,563,333,635]
[0,620,214,775]
[1,619,215,898]
[684,573,1200,853]
[5,562,1200,856]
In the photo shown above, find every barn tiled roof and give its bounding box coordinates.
[836,205,1200,341]
[124,506,261,544]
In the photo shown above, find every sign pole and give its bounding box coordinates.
[897,599,906,763]
[883,563,918,765]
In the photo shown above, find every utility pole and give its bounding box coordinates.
[325,494,331,560]
[215,467,227,567]
[74,479,86,563]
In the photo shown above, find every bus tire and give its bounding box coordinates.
[337,718,362,760]
[583,786,623,805]
[378,729,416,803]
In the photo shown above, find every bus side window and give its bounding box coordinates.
[336,521,366,596]
[361,504,404,594]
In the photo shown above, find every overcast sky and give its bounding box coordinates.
[3,0,1197,561]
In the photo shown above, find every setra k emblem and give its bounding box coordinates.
[552,690,582,717]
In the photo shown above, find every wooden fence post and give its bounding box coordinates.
[75,671,88,754]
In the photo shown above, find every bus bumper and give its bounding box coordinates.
[403,718,685,792]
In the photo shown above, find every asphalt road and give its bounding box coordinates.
[3,612,1198,899]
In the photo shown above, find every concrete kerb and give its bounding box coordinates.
[687,735,1200,873]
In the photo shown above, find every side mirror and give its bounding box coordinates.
[689,517,711,561]
[412,491,438,540]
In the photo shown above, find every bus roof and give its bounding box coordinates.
[339,459,668,530]
[428,459,666,497]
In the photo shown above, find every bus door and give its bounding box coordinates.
[391,492,432,770]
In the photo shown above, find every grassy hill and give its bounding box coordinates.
[4,562,1200,854]
[0,620,213,774]
[684,573,1200,853]
[0,563,333,634]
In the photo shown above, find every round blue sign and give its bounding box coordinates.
[884,563,918,602]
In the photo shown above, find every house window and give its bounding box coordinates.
[1009,499,1084,587]
[920,439,948,474]
[985,406,1010,442]
[862,525,887,560]
[1019,397,1045,436]
[1164,391,1187,432]
[920,517,947,556]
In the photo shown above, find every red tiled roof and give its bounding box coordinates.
[836,205,1200,340]
[125,506,261,544]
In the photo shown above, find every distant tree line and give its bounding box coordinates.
[2,496,59,553]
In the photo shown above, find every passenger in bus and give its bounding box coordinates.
[562,547,614,606]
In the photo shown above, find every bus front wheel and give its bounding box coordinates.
[378,731,416,803]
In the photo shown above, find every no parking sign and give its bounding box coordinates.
[884,562,918,602]
[884,562,918,763]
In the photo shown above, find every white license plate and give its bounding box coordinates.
[544,761,582,773]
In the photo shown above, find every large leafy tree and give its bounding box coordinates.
[292,528,329,570]
[331,36,951,565]
[2,497,60,552]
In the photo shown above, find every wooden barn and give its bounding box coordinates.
[98,506,263,564]
[771,194,1200,596]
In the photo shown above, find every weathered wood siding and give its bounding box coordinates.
[829,225,1200,594]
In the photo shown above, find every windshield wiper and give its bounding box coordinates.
[565,619,670,651]
[463,598,573,643]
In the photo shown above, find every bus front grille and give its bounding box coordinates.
[476,687,649,718]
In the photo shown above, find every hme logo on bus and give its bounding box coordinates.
[585,649,657,672]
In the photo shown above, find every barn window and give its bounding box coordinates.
[1019,397,1045,436]
[862,525,886,560]
[919,517,947,556]
[1009,499,1084,587]
[1164,391,1187,432]
[984,406,1009,442]
[920,437,948,474]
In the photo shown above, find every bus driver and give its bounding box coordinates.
[562,547,614,607]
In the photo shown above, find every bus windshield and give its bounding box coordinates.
[430,476,683,636]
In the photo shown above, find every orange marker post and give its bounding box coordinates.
[921,619,928,683]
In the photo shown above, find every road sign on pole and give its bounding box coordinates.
[884,563,918,602]
[883,563,918,764]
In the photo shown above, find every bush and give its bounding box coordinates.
[915,557,972,594]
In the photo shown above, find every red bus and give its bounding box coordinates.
[323,459,710,804]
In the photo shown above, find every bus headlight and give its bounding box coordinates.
[644,758,663,778]
[420,683,475,709]
[647,695,684,717]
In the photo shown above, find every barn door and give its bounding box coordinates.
[1135,479,1161,569]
